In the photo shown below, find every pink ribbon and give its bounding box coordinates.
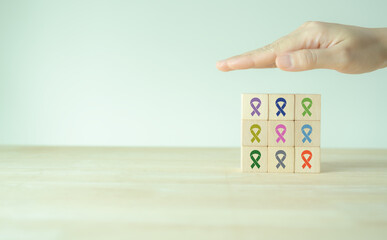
[275,124,286,143]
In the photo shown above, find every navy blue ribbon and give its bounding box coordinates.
[275,98,287,116]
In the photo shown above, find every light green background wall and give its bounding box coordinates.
[0,0,386,148]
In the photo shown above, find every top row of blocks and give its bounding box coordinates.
[242,94,321,121]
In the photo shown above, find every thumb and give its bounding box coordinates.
[276,48,336,71]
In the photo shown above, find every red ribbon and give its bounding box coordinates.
[301,150,312,169]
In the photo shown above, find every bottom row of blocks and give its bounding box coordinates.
[241,147,320,173]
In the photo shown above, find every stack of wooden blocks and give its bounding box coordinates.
[241,94,321,173]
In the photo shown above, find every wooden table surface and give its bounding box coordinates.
[0,147,386,240]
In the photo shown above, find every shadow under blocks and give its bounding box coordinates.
[241,94,321,173]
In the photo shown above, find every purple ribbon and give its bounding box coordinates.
[250,98,261,116]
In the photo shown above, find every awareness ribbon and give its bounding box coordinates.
[250,98,261,116]
[275,98,287,116]
[250,124,261,143]
[301,124,312,143]
[301,150,312,169]
[275,150,286,169]
[301,98,313,116]
[275,124,287,143]
[250,150,261,169]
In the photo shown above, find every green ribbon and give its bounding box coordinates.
[301,98,313,116]
[250,150,261,169]
[250,124,261,143]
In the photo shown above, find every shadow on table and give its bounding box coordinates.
[322,160,387,173]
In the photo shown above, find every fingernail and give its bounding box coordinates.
[216,60,229,71]
[277,55,293,69]
[217,59,226,66]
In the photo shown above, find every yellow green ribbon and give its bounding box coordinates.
[250,124,261,143]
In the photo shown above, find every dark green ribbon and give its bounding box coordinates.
[250,150,261,169]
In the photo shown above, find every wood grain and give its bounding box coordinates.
[0,147,387,240]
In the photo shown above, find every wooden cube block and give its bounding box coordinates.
[295,147,320,173]
[268,121,294,147]
[241,147,268,173]
[268,94,295,120]
[268,147,294,173]
[241,94,268,120]
[295,94,321,121]
[241,120,268,146]
[295,121,320,147]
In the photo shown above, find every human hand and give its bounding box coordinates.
[216,21,387,74]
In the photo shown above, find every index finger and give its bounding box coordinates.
[216,33,302,72]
